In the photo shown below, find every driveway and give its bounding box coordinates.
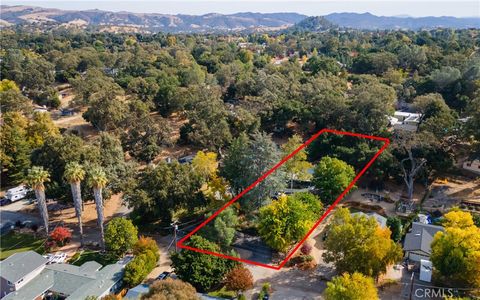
[0,199,40,228]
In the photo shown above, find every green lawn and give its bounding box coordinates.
[69,250,116,266]
[0,232,46,260]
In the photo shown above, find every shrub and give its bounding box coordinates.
[124,249,157,287]
[224,266,254,293]
[325,272,378,300]
[258,283,271,299]
[301,255,314,263]
[142,278,199,300]
[300,242,312,255]
[134,236,160,261]
[50,226,72,246]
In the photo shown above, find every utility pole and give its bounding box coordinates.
[409,272,415,300]
[171,222,179,252]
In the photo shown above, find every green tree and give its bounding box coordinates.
[125,161,204,222]
[325,272,379,300]
[220,132,285,210]
[258,194,317,252]
[413,93,457,139]
[120,100,171,162]
[201,207,238,247]
[124,236,159,287]
[83,87,127,131]
[323,208,402,279]
[0,112,31,184]
[104,217,138,258]
[87,166,109,250]
[70,68,123,105]
[171,235,238,292]
[64,162,86,245]
[127,77,159,102]
[313,156,355,205]
[282,135,313,188]
[142,279,199,300]
[0,79,31,112]
[25,166,50,234]
[386,216,402,242]
[124,249,157,287]
[348,79,396,134]
[303,55,341,75]
[180,86,231,150]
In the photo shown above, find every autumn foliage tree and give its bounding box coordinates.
[124,236,160,287]
[431,209,480,288]
[325,272,379,300]
[258,194,319,252]
[224,266,254,294]
[50,226,72,246]
[142,278,199,300]
[323,208,402,279]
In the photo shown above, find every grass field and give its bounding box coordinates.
[0,232,46,260]
[69,250,116,266]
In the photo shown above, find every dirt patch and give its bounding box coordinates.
[21,194,124,228]
[50,194,123,227]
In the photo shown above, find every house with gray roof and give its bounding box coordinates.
[0,251,130,300]
[403,222,444,262]
[0,251,48,298]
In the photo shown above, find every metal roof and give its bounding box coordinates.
[403,222,444,254]
[0,251,48,283]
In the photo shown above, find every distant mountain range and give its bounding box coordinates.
[1,5,478,32]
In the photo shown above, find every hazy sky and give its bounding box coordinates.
[2,0,480,18]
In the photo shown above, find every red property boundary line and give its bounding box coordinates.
[177,128,390,270]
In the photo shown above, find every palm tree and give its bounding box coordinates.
[64,162,86,246]
[25,166,50,235]
[87,166,108,250]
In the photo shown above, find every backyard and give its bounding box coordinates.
[0,232,46,260]
[68,250,117,266]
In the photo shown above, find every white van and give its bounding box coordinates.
[8,192,27,202]
[5,185,31,202]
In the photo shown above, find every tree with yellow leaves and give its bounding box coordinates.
[192,151,218,180]
[323,208,402,279]
[431,209,480,288]
[282,134,313,189]
[258,194,318,252]
[325,272,378,300]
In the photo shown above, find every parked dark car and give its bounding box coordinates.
[178,155,195,164]
[0,197,12,206]
[156,271,171,280]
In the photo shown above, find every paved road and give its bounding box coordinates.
[0,199,39,228]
